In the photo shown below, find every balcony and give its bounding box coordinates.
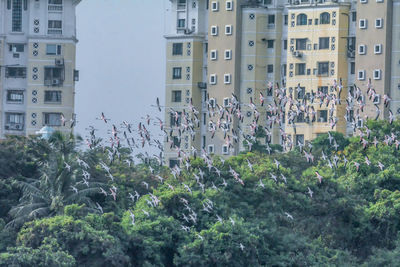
[48,4,63,11]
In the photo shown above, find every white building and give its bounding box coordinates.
[0,0,80,138]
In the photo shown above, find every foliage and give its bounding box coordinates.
[1,123,400,265]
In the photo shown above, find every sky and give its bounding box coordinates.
[74,0,166,143]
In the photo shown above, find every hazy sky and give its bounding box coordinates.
[75,0,166,141]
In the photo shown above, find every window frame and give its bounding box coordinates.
[211,1,219,11]
[225,25,232,35]
[172,43,183,56]
[224,73,231,84]
[224,49,232,60]
[374,44,382,54]
[297,13,308,26]
[320,12,330,24]
[359,19,367,29]
[210,74,217,85]
[6,90,24,103]
[210,49,218,60]
[171,90,182,102]
[358,44,366,55]
[358,70,365,80]
[373,69,381,80]
[211,25,218,36]
[225,0,233,11]
[172,67,182,79]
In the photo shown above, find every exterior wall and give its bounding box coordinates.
[285,4,350,143]
[164,0,207,166]
[390,0,400,115]
[163,0,398,163]
[205,0,243,157]
[0,0,80,138]
[239,4,285,151]
[355,0,392,119]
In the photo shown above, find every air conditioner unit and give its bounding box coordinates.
[13,53,20,58]
[55,58,64,66]
[293,51,302,58]
[52,79,60,86]
[5,124,22,130]
[184,28,193,34]
[198,82,207,89]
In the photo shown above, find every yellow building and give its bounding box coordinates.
[285,3,350,143]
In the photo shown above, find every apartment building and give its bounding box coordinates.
[0,0,80,138]
[164,0,400,165]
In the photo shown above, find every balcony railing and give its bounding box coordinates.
[48,29,62,35]
[48,4,63,11]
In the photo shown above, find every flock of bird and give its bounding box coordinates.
[64,76,399,251]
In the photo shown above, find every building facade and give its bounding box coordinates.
[0,0,80,138]
[164,0,400,165]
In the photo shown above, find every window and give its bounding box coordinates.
[296,63,306,75]
[224,74,231,84]
[12,0,22,32]
[226,0,233,10]
[172,43,183,55]
[5,113,24,130]
[282,64,287,77]
[211,25,218,36]
[267,40,274,49]
[315,18,319,25]
[44,67,64,86]
[170,112,182,126]
[48,20,62,34]
[9,43,24,53]
[172,136,180,147]
[210,74,217,84]
[359,19,367,29]
[6,90,23,103]
[318,110,328,122]
[172,90,182,102]
[268,14,275,27]
[296,87,305,99]
[360,0,367,3]
[222,145,229,155]
[208,145,214,154]
[318,86,328,94]
[169,159,179,168]
[358,44,366,55]
[48,0,63,11]
[297,13,307,26]
[284,15,288,25]
[224,49,232,60]
[223,97,230,107]
[296,112,305,122]
[44,113,62,126]
[296,38,307,50]
[374,44,382,54]
[373,69,381,80]
[283,39,287,50]
[44,91,62,103]
[211,1,219,11]
[172,67,182,79]
[5,67,26,78]
[350,62,355,74]
[210,50,217,60]
[320,12,330,24]
[358,70,365,80]
[267,64,273,73]
[46,44,62,55]
[375,18,383,28]
[177,19,185,28]
[319,37,329,49]
[296,134,304,144]
[317,62,329,76]
[209,98,216,108]
[352,11,356,22]
[225,25,232,35]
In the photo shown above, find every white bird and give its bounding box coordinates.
[129,210,135,225]
[70,185,78,193]
[307,187,313,198]
[239,243,245,251]
[142,209,150,217]
[258,179,265,188]
[284,212,293,220]
[96,202,103,214]
[229,217,235,226]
